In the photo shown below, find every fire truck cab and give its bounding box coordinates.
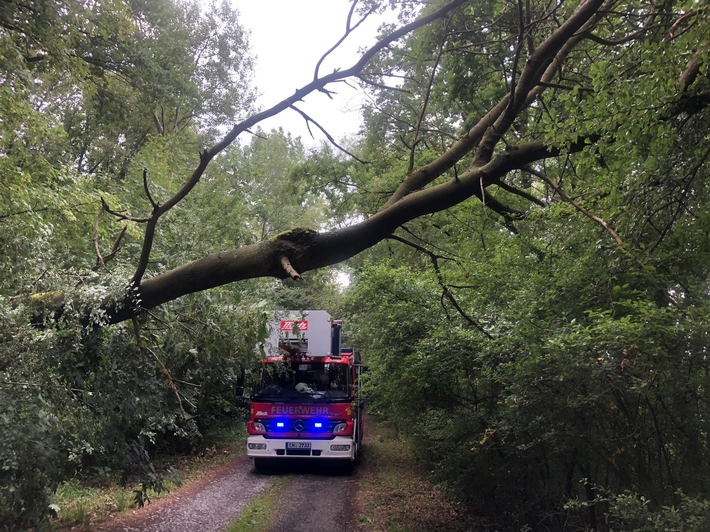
[245,311,365,471]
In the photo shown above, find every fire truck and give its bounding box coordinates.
[245,311,365,471]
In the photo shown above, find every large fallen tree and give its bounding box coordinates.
[20,0,709,325]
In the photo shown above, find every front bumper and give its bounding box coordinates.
[247,435,356,460]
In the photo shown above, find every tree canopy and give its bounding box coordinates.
[1,0,709,527]
[13,0,708,327]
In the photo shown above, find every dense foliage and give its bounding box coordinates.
[1,0,708,529]
[340,0,710,529]
[0,0,340,526]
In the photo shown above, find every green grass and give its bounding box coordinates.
[52,479,128,527]
[355,415,482,531]
[50,423,247,528]
[202,423,247,448]
[51,473,190,527]
[225,477,290,532]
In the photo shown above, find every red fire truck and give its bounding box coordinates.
[245,311,365,471]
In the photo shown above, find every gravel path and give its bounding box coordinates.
[265,461,359,532]
[97,456,269,532]
[94,455,359,532]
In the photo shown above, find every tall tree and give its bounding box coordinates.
[340,1,709,528]
[0,1,260,525]
[8,0,704,327]
[1,0,708,527]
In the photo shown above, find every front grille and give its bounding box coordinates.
[258,418,343,434]
[275,448,324,456]
[286,449,311,456]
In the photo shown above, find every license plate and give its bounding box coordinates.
[286,442,311,450]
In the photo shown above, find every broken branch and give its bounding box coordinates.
[280,255,303,280]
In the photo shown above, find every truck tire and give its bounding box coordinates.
[352,424,361,465]
[340,458,355,475]
[253,457,271,474]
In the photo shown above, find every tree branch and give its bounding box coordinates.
[493,178,547,207]
[124,0,467,288]
[81,135,591,325]
[23,0,643,329]
[526,165,624,246]
[143,168,159,210]
[280,255,303,280]
[387,235,494,339]
[132,318,187,418]
[313,0,376,80]
[93,205,127,271]
[101,197,150,223]
[474,0,607,166]
[408,19,449,173]
[290,105,369,163]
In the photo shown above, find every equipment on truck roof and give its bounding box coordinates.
[245,311,365,472]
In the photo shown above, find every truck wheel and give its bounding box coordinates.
[340,459,355,475]
[352,427,361,465]
[253,457,271,473]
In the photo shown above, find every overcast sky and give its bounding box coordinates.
[231,0,391,145]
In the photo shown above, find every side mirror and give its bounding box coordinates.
[236,367,249,399]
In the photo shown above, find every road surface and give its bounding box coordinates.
[97,456,358,532]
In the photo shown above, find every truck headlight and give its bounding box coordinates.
[253,421,266,432]
[248,443,267,450]
[333,422,347,433]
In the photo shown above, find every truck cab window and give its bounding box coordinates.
[254,361,350,401]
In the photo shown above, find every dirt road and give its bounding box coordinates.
[265,461,359,532]
[97,456,267,532]
[96,457,358,532]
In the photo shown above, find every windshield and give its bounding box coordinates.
[253,361,349,402]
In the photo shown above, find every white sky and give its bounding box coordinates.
[230,0,391,145]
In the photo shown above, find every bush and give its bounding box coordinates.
[0,293,263,527]
[607,491,710,532]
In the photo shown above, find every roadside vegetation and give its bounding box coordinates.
[50,425,245,529]
[355,416,487,531]
[2,0,709,529]
[53,415,479,531]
